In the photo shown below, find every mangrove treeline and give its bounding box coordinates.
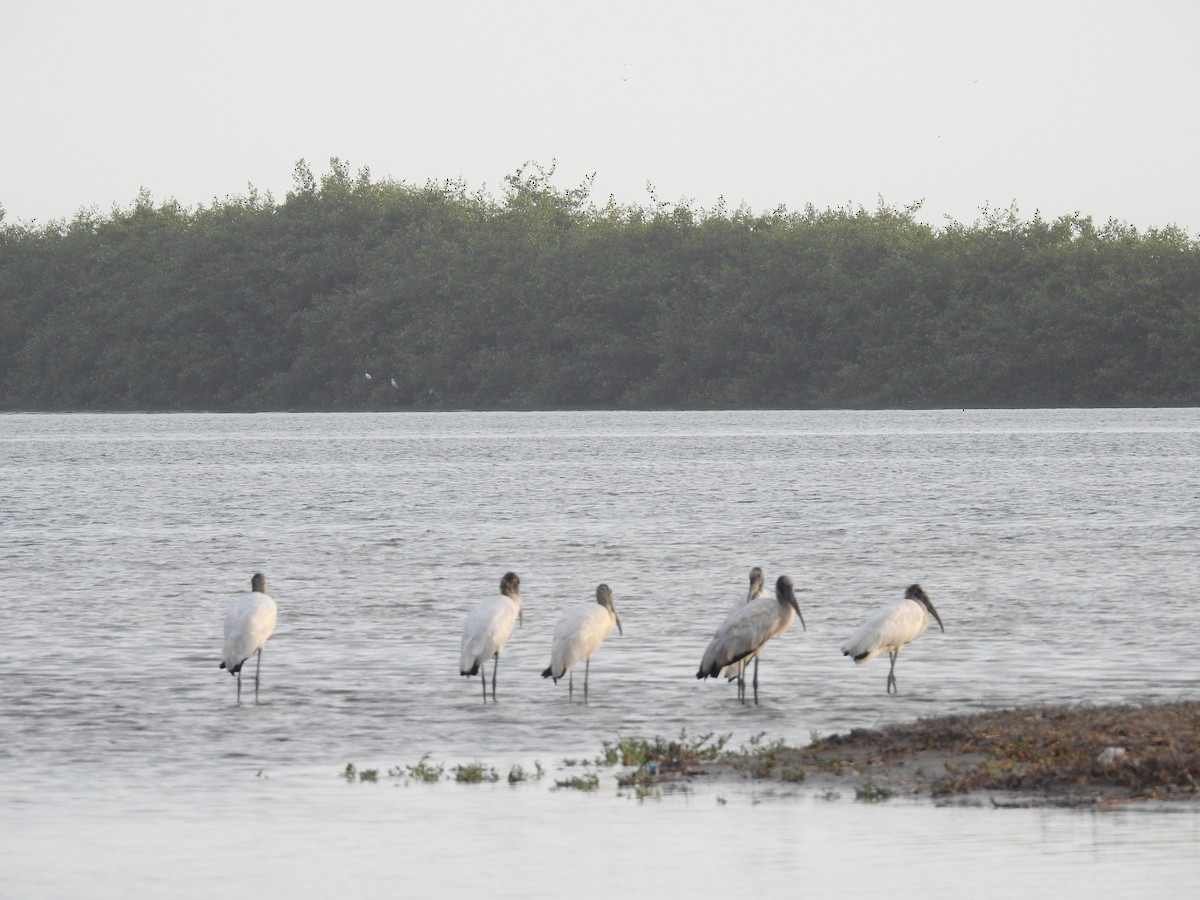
[2,159,1199,411]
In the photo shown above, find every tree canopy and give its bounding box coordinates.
[2,160,1198,411]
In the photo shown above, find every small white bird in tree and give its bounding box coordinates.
[697,575,805,705]
[542,583,623,703]
[841,584,944,694]
[219,573,278,704]
[459,572,524,702]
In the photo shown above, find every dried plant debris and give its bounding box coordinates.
[614,703,1199,807]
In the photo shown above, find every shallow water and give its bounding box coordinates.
[7,778,1199,899]
[1,410,1198,896]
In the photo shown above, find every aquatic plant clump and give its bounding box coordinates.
[391,754,445,783]
[507,762,546,784]
[601,731,731,770]
[453,762,500,783]
[341,763,378,783]
[553,773,601,791]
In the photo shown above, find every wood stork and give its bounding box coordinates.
[219,573,278,704]
[697,575,805,705]
[841,583,944,694]
[541,583,623,703]
[717,567,770,696]
[460,571,523,702]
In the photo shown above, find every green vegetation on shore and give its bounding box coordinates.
[3,160,1199,411]
[335,703,1197,806]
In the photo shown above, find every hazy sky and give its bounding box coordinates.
[4,0,1198,232]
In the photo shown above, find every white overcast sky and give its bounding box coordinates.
[3,0,1198,232]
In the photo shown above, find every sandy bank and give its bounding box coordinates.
[619,701,1200,807]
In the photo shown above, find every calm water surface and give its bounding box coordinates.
[1,410,1197,897]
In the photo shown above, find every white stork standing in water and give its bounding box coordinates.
[542,583,623,703]
[841,584,944,694]
[697,575,805,705]
[715,567,770,700]
[459,572,523,702]
[219,573,278,704]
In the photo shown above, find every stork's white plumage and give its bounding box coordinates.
[219,573,277,704]
[841,583,944,694]
[717,567,770,696]
[460,571,523,702]
[697,575,804,705]
[542,583,622,702]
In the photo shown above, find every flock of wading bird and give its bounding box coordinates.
[218,569,946,705]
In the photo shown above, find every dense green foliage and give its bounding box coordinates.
[2,160,1198,410]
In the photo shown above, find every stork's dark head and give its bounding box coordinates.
[775,575,806,631]
[501,571,523,625]
[596,583,623,635]
[251,573,267,594]
[906,583,944,632]
[748,567,765,599]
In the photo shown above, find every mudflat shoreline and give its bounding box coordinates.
[618,701,1200,807]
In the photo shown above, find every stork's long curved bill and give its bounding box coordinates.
[928,601,945,633]
[614,611,623,636]
[791,596,806,631]
[777,577,806,631]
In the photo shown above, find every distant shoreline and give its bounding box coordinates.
[626,701,1200,808]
